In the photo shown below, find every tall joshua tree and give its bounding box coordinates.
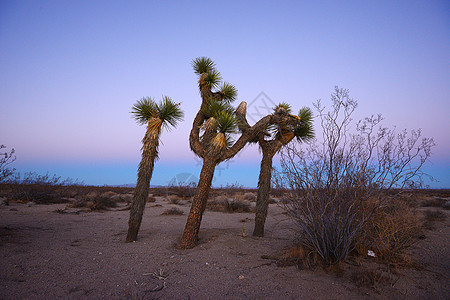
[126,96,183,242]
[178,57,302,249]
[253,104,314,237]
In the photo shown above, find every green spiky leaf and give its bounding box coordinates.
[204,69,222,89]
[298,106,313,123]
[131,97,158,125]
[157,96,184,130]
[295,106,314,142]
[202,98,235,119]
[192,57,216,75]
[219,82,238,103]
[216,111,238,134]
[131,96,184,131]
[274,102,292,114]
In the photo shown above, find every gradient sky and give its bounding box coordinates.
[1,0,449,188]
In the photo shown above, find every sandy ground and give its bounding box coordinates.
[0,198,449,300]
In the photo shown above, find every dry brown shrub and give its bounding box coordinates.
[167,194,182,205]
[207,196,254,213]
[161,207,184,215]
[423,209,447,230]
[421,197,447,208]
[70,193,117,211]
[243,192,256,202]
[147,196,156,202]
[100,191,117,198]
[357,199,422,263]
[277,245,322,269]
[350,268,394,291]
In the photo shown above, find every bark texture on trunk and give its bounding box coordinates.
[126,127,159,243]
[253,147,274,237]
[178,158,216,249]
[253,137,289,237]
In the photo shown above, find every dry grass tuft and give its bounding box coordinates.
[357,198,422,263]
[243,192,256,202]
[423,209,447,230]
[421,197,447,208]
[167,195,182,205]
[277,244,323,269]
[161,207,184,215]
[207,196,254,213]
[350,268,394,291]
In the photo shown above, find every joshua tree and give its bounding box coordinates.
[126,96,183,242]
[253,104,314,237]
[178,57,302,249]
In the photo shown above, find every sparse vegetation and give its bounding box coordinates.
[423,209,447,230]
[207,196,254,213]
[0,145,16,183]
[168,182,196,199]
[356,198,423,263]
[167,195,183,205]
[161,207,184,215]
[275,87,435,265]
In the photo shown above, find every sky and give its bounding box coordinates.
[1,0,449,188]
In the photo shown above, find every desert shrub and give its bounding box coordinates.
[0,145,16,183]
[423,209,447,230]
[101,191,117,198]
[207,196,253,213]
[89,195,117,210]
[277,244,323,269]
[5,172,84,204]
[243,192,256,202]
[421,197,447,208]
[149,187,168,197]
[166,195,182,205]
[70,192,117,211]
[168,182,196,199]
[275,87,434,265]
[356,199,422,262]
[71,198,88,208]
[350,268,394,291]
[216,182,245,197]
[147,196,156,202]
[161,207,184,215]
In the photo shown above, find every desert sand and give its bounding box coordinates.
[0,195,449,299]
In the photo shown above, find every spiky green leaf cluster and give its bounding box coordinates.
[192,57,238,102]
[192,57,216,75]
[274,102,292,114]
[295,107,315,142]
[202,98,234,119]
[204,69,222,89]
[131,97,158,125]
[219,82,238,103]
[157,96,184,130]
[131,96,184,130]
[215,111,238,134]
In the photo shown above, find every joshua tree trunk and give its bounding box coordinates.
[253,147,274,237]
[178,157,216,249]
[126,127,159,243]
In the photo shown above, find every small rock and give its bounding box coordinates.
[27,202,36,207]
[238,275,245,280]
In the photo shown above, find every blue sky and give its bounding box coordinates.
[1,0,449,188]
